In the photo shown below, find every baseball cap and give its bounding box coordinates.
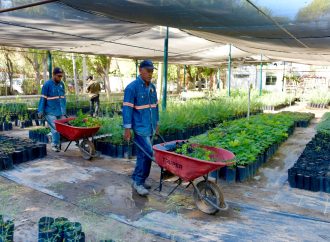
[86,75,93,81]
[139,60,157,70]
[53,67,64,75]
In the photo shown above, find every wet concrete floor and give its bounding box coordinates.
[1,104,330,241]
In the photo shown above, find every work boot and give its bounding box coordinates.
[133,182,149,196]
[51,145,60,152]
[143,181,152,189]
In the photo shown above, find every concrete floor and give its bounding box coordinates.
[1,103,330,241]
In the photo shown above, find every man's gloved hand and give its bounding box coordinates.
[38,112,44,119]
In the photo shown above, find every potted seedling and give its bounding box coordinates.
[54,217,69,239]
[63,222,82,240]
[0,215,14,242]
[38,217,58,240]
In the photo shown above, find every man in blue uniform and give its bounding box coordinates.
[123,60,159,196]
[38,67,66,152]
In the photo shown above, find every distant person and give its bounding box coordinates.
[123,60,159,196]
[38,67,66,152]
[86,75,101,117]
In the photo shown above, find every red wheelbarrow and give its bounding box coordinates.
[54,117,100,160]
[133,138,235,214]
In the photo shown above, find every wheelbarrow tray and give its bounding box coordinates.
[153,140,235,182]
[54,117,100,141]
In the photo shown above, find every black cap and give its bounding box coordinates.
[139,60,156,70]
[87,75,93,81]
[53,67,63,75]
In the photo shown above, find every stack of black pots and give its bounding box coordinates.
[38,217,85,242]
[0,122,13,132]
[288,133,330,193]
[94,140,134,159]
[0,135,47,171]
[29,129,50,144]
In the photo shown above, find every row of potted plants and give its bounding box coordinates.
[0,103,28,116]
[259,93,296,111]
[95,139,134,159]
[29,128,51,143]
[0,121,13,132]
[305,90,330,109]
[0,214,115,242]
[93,96,263,158]
[190,112,315,183]
[288,112,330,192]
[158,97,263,135]
[0,135,47,171]
[1,113,44,130]
[214,89,297,112]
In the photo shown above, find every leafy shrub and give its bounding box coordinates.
[190,112,311,166]
[68,110,101,127]
[317,112,330,135]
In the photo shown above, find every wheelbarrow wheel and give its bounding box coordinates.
[193,180,228,214]
[79,139,95,160]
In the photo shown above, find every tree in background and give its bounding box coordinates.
[22,78,38,95]
[297,0,330,21]
[91,55,112,99]
[21,49,44,91]
[0,47,15,95]
[200,67,217,91]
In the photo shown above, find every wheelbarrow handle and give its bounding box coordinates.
[42,116,56,131]
[131,140,156,162]
[156,133,167,143]
[42,114,68,131]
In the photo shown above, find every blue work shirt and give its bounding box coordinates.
[123,76,159,137]
[38,79,66,116]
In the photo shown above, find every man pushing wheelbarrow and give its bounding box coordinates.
[123,60,159,196]
[122,60,235,214]
[38,67,66,152]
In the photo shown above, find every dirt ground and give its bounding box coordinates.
[0,103,330,241]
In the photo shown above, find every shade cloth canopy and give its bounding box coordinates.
[1,0,330,65]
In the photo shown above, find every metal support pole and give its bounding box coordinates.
[183,65,186,90]
[217,67,220,90]
[247,78,251,119]
[227,44,232,97]
[282,61,286,92]
[82,55,87,92]
[135,59,138,78]
[162,27,169,111]
[72,53,78,95]
[259,54,263,96]
[157,62,163,100]
[47,50,52,79]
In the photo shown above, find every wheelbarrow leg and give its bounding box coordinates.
[167,178,182,197]
[64,141,72,152]
[155,167,164,192]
